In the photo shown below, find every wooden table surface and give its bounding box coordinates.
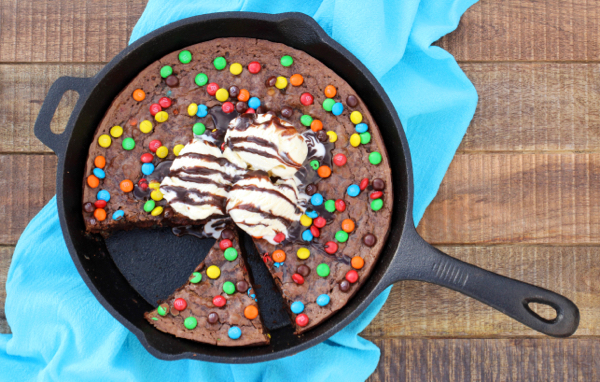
[1,0,599,380]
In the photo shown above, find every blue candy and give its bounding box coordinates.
[332,102,344,116]
[97,190,110,202]
[228,326,242,340]
[311,193,324,206]
[197,104,208,118]
[316,294,330,307]
[248,97,261,109]
[112,210,124,220]
[347,184,360,197]
[141,163,155,176]
[306,210,318,219]
[355,123,369,133]
[93,168,105,179]
[302,230,314,242]
[166,90,172,97]
[291,301,305,314]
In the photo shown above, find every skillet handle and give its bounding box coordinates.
[389,227,580,337]
[34,76,92,157]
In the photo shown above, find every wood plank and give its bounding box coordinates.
[437,0,600,62]
[367,338,600,382]
[0,247,14,334]
[0,0,146,63]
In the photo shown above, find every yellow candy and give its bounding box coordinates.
[151,206,163,216]
[98,134,111,148]
[326,131,338,143]
[155,111,168,123]
[350,111,363,124]
[187,103,198,116]
[300,214,312,227]
[230,63,243,75]
[110,125,123,138]
[297,247,310,260]
[149,181,160,190]
[173,144,185,156]
[215,88,229,102]
[350,133,361,147]
[156,146,168,158]
[275,76,288,89]
[151,189,163,201]
[207,265,221,279]
[139,120,153,134]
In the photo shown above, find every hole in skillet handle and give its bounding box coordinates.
[524,299,560,323]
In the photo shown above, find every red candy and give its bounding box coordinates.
[221,142,226,151]
[138,178,148,191]
[173,298,187,311]
[159,97,172,108]
[296,313,309,327]
[359,178,369,191]
[149,140,162,152]
[219,239,232,250]
[245,108,256,114]
[292,273,305,285]
[149,103,162,116]
[300,92,314,106]
[206,82,219,96]
[313,216,326,228]
[346,270,359,283]
[248,61,261,74]
[141,153,153,163]
[310,225,320,238]
[263,255,273,264]
[370,191,383,199]
[274,232,286,243]
[94,200,107,208]
[213,295,226,307]
[222,102,234,113]
[335,199,346,212]
[324,241,338,254]
[333,153,347,166]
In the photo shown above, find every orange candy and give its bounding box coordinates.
[351,256,364,270]
[324,85,336,98]
[341,219,355,233]
[94,208,107,221]
[290,74,304,86]
[317,165,331,178]
[120,179,134,193]
[310,120,323,132]
[94,155,106,169]
[87,174,99,188]
[272,250,286,263]
[238,89,250,102]
[244,305,259,320]
[132,89,145,102]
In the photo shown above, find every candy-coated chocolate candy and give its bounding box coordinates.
[139,120,153,134]
[306,210,318,218]
[184,316,197,330]
[346,94,359,107]
[372,178,386,191]
[193,122,206,135]
[324,200,336,213]
[297,247,310,260]
[98,134,111,148]
[280,55,293,66]
[166,75,179,87]
[359,178,369,191]
[151,205,163,216]
[197,104,208,117]
[342,219,355,233]
[122,137,135,151]
[369,151,383,165]
[206,265,220,279]
[371,198,384,211]
[339,280,351,292]
[317,130,328,142]
[120,179,133,193]
[310,160,320,170]
[155,146,168,158]
[324,241,338,254]
[236,280,249,293]
[310,119,323,132]
[305,184,317,195]
[322,98,335,112]
[149,103,162,116]
[195,73,208,86]
[335,199,346,212]
[300,114,313,127]
[351,256,365,269]
[296,313,309,327]
[291,301,304,314]
[302,230,313,242]
[327,131,338,142]
[350,111,363,124]
[332,102,344,116]
[159,97,172,108]
[148,181,160,190]
[172,144,184,157]
[317,165,331,178]
[189,272,202,283]
[238,89,250,102]
[219,239,232,250]
[275,76,288,89]
[151,189,163,201]
[290,74,303,86]
[155,111,168,123]
[300,214,312,227]
[313,216,326,228]
[295,266,309,279]
[93,168,105,179]
[94,208,106,221]
[83,202,95,213]
[141,163,155,176]
[173,298,187,311]
[213,56,227,70]
[349,133,361,147]
[206,82,219,95]
[273,232,285,243]
[347,184,360,197]
[310,225,320,238]
[178,50,192,64]
[187,103,198,116]
[356,123,369,133]
[157,304,169,316]
[300,92,314,106]
[317,294,330,307]
[335,230,349,243]
[292,273,305,284]
[264,75,276,87]
[248,61,261,74]
[149,140,162,152]
[97,190,110,202]
[213,295,226,307]
[110,125,123,138]
[229,62,243,75]
[138,179,148,191]
[316,263,330,277]
[272,250,286,262]
[247,97,260,109]
[244,305,259,320]
[215,88,229,102]
[245,108,255,114]
[94,200,106,209]
[143,199,155,213]
[141,153,153,163]
[310,193,323,206]
[280,106,293,118]
[217,101,233,114]
[224,247,238,261]
[223,281,236,295]
[228,326,242,339]
[207,312,219,324]
[324,85,336,98]
[370,191,383,199]
[346,270,359,283]
[94,156,106,169]
[160,65,173,78]
[333,153,347,166]
[132,89,145,101]
[360,132,371,144]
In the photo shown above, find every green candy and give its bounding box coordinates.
[189,272,202,283]
[300,115,313,127]
[193,122,206,135]
[371,198,383,211]
[224,247,238,261]
[369,151,382,165]
[280,55,293,67]
[152,317,158,321]
[322,99,335,112]
[157,306,167,316]
[195,73,208,86]
[178,50,192,64]
[213,56,227,70]
[335,230,349,243]
[184,316,198,330]
[160,65,173,78]
[223,281,236,295]
[360,132,371,144]
[122,137,135,150]
[316,263,330,277]
[310,160,320,170]
[324,200,336,213]
[144,200,155,213]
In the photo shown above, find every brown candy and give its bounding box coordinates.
[296,265,311,277]
[316,130,328,142]
[346,95,358,107]
[339,280,351,292]
[159,303,170,315]
[229,86,240,98]
[280,106,293,118]
[207,312,219,324]
[87,217,97,226]
[165,75,179,87]
[266,110,277,117]
[372,178,386,191]
[236,280,249,293]
[236,101,248,113]
[83,202,95,213]
[305,184,318,196]
[363,234,377,247]
[256,105,267,114]
[170,305,180,316]
[221,228,235,240]
[163,207,174,219]
[265,76,277,87]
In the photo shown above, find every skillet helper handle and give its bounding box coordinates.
[397,229,580,337]
[34,76,91,157]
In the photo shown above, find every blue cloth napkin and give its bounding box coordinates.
[0,0,477,380]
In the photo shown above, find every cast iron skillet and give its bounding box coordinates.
[34,12,579,363]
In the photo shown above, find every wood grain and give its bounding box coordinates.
[0,247,14,334]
